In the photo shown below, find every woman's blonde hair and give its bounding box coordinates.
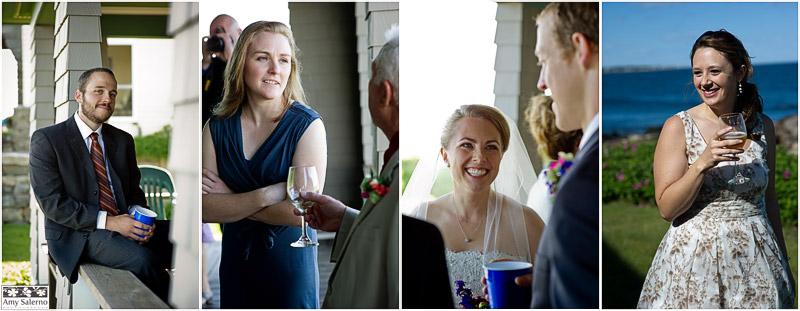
[441,105,510,152]
[213,21,307,121]
[525,94,582,160]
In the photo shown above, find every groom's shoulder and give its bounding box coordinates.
[572,142,599,180]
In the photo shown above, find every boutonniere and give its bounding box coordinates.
[545,151,574,198]
[360,170,390,203]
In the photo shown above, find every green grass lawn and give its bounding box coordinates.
[603,201,798,308]
[2,224,32,285]
[2,224,30,262]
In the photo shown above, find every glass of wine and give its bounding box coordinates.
[718,113,749,185]
[287,166,319,247]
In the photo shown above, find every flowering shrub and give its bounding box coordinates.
[603,138,798,227]
[775,145,797,227]
[602,139,657,206]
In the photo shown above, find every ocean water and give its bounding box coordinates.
[602,62,798,134]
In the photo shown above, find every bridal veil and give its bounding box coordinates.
[402,106,539,263]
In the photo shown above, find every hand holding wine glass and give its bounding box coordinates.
[294,191,347,232]
[718,113,749,185]
[287,166,319,247]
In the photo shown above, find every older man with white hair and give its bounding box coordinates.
[296,25,399,309]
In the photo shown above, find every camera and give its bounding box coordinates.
[206,36,225,52]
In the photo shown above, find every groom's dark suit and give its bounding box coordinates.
[402,216,453,309]
[531,130,599,308]
[29,115,171,301]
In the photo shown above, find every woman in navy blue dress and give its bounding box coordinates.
[201,21,327,308]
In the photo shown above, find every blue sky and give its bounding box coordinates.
[603,2,798,68]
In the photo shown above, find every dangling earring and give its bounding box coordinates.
[738,82,742,96]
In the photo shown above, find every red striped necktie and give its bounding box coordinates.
[89,132,118,216]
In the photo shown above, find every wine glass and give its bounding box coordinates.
[718,113,749,185]
[287,166,319,247]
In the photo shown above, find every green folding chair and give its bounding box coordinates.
[138,165,175,220]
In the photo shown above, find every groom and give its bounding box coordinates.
[296,26,399,308]
[530,2,599,308]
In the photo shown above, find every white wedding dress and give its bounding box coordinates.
[401,106,539,309]
[526,168,552,224]
[446,250,525,307]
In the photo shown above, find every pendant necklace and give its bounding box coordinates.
[451,195,482,243]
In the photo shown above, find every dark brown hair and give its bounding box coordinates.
[691,30,762,137]
[77,68,116,94]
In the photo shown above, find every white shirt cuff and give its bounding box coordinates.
[96,211,107,229]
[97,207,137,229]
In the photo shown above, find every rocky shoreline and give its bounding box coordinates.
[603,114,798,155]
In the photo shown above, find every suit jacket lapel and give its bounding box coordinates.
[574,131,599,164]
[325,152,399,303]
[66,116,96,179]
[350,153,399,230]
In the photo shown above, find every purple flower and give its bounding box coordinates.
[643,179,650,185]
[783,171,791,179]
[622,141,629,150]
[603,162,608,168]
[616,172,624,181]
[559,161,573,175]
[632,183,640,189]
[631,145,638,152]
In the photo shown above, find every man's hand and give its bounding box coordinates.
[105,214,153,243]
[481,258,533,296]
[293,192,347,232]
[218,30,235,63]
[202,29,234,69]
[202,169,233,194]
[201,36,212,70]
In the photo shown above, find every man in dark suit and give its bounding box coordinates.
[29,68,172,302]
[402,216,453,309]
[530,2,599,308]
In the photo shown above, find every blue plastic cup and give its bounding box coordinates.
[130,205,156,238]
[483,261,532,309]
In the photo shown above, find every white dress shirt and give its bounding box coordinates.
[73,113,133,229]
[579,113,599,151]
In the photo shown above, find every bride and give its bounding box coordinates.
[403,105,545,307]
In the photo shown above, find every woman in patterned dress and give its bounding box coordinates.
[638,30,794,308]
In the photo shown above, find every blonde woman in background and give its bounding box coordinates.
[525,94,582,223]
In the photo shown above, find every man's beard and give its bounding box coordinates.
[81,101,113,124]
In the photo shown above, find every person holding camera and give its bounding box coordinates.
[202,14,242,125]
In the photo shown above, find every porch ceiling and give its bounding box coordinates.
[2,2,170,38]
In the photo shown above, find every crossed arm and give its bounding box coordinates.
[201,118,327,226]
